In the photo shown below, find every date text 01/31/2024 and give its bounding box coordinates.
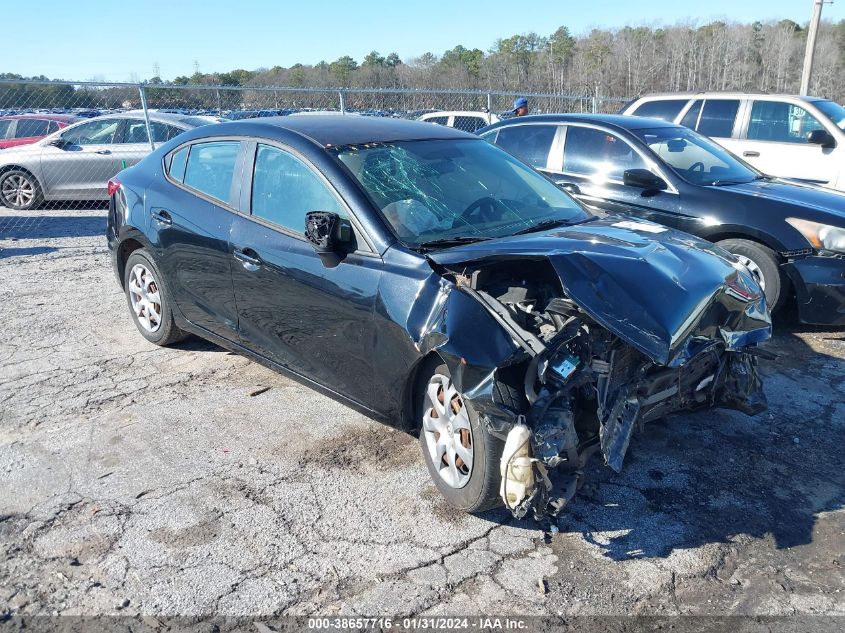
[307,617,529,630]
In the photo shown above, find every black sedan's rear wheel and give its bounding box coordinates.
[418,362,504,513]
[123,249,188,346]
[0,169,43,211]
[718,238,785,311]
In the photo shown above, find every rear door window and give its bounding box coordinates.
[0,120,13,139]
[747,101,826,143]
[183,141,240,203]
[631,99,689,122]
[494,124,557,168]
[563,126,647,182]
[14,119,51,138]
[423,116,448,126]
[452,116,487,132]
[696,100,740,138]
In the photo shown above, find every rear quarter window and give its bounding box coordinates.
[630,99,689,122]
[696,100,740,138]
[167,146,189,183]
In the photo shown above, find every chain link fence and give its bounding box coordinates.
[0,79,629,211]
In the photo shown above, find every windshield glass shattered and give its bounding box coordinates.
[633,126,761,186]
[329,139,589,247]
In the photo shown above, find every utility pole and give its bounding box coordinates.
[800,0,828,96]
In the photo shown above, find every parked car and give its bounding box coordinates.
[479,114,845,324]
[0,114,79,150]
[418,110,500,133]
[0,112,215,210]
[107,116,770,518]
[619,92,845,191]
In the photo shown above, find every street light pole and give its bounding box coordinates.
[800,0,827,96]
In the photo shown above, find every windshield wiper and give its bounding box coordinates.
[711,178,756,186]
[416,235,492,250]
[512,216,594,235]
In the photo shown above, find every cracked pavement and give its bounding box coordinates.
[1,206,844,618]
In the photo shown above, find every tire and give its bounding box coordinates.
[0,169,43,211]
[123,249,189,346]
[717,238,785,312]
[418,362,504,513]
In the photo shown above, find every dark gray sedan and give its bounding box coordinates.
[0,112,219,210]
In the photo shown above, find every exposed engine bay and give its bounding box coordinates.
[426,254,770,520]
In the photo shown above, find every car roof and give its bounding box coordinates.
[191,115,477,147]
[0,114,79,122]
[633,92,829,103]
[484,113,679,132]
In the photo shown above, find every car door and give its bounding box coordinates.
[40,118,123,199]
[228,141,381,406]
[737,99,838,186]
[545,124,690,229]
[115,119,188,170]
[146,139,243,340]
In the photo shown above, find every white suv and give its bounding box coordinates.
[418,110,500,133]
[620,93,845,190]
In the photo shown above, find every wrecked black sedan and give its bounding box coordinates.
[107,116,772,519]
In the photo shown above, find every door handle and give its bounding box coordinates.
[95,149,112,155]
[742,151,760,158]
[151,209,172,226]
[233,248,261,271]
[557,181,581,195]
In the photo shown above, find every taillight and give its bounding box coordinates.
[107,178,121,197]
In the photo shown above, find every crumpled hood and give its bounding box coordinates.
[429,216,771,366]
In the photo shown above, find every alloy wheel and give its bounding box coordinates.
[422,373,474,488]
[1,174,35,208]
[734,255,766,292]
[128,263,163,333]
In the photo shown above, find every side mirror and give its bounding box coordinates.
[807,129,836,149]
[623,168,667,191]
[305,211,351,254]
[47,137,69,148]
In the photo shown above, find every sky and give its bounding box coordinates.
[3,0,844,82]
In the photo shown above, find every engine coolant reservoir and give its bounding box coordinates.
[500,423,535,509]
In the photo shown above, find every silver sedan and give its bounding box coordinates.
[0,112,219,210]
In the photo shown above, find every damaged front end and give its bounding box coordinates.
[417,219,772,520]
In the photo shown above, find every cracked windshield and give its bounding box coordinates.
[331,139,589,247]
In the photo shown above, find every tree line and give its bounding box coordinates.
[2,18,845,111]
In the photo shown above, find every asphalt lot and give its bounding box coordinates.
[1,205,844,620]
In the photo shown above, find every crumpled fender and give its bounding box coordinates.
[409,275,521,379]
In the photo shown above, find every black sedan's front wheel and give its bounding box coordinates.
[718,238,785,311]
[0,169,43,211]
[123,249,188,346]
[418,362,504,513]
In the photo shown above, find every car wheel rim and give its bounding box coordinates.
[422,373,474,489]
[734,255,766,292]
[1,175,34,208]
[128,263,163,333]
